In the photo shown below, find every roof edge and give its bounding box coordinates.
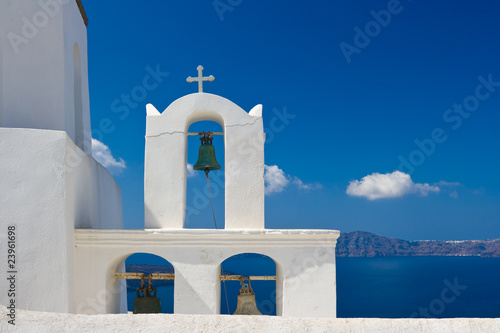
[76,0,88,26]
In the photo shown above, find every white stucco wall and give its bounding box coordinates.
[66,136,123,229]
[0,0,91,153]
[0,128,122,313]
[1,306,499,333]
[0,129,74,313]
[74,229,339,318]
[63,1,91,153]
[144,93,265,229]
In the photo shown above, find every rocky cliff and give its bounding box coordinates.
[335,231,500,257]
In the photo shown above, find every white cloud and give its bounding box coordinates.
[91,139,126,174]
[346,170,440,200]
[434,181,460,198]
[292,177,323,191]
[264,165,322,195]
[187,163,196,178]
[264,165,290,194]
[435,180,460,187]
[473,188,485,195]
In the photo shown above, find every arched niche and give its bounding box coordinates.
[144,93,265,229]
[185,120,225,229]
[73,43,84,150]
[114,253,175,314]
[219,253,277,315]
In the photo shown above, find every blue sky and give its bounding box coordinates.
[84,0,500,241]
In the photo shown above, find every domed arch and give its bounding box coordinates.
[73,43,84,150]
[147,93,258,132]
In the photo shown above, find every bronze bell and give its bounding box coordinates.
[193,132,221,175]
[133,286,161,314]
[233,280,263,315]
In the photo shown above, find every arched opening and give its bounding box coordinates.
[119,253,175,314]
[73,43,84,150]
[220,253,277,315]
[185,120,225,229]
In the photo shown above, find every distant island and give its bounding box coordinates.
[124,231,500,278]
[336,231,500,257]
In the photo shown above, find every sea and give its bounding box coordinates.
[126,255,500,317]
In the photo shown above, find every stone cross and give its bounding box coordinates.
[186,65,215,93]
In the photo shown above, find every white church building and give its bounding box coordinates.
[0,0,340,318]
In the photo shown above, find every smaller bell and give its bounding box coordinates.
[133,286,161,314]
[193,132,221,175]
[233,280,263,315]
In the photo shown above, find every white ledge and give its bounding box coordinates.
[2,306,499,333]
[75,229,340,248]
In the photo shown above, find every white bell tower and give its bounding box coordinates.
[144,65,265,229]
